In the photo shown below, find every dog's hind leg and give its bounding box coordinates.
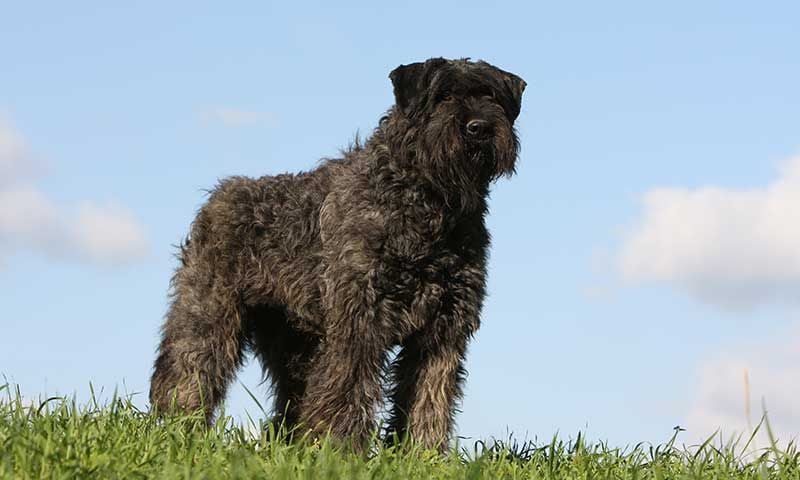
[149,264,247,424]
[248,305,318,433]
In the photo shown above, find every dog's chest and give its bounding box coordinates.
[382,205,447,257]
[375,252,452,336]
[377,219,473,335]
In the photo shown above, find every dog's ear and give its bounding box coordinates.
[389,58,447,115]
[389,62,424,113]
[501,72,526,121]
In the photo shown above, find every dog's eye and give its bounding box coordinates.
[439,92,453,102]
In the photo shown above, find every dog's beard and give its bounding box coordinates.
[488,123,519,180]
[414,119,500,212]
[421,118,517,178]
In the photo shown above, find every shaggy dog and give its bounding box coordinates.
[150,57,526,450]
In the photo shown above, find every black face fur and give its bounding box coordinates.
[387,58,526,194]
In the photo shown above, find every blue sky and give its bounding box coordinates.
[2,1,799,447]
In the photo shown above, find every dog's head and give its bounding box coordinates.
[389,58,526,185]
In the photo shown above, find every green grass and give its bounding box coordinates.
[1,383,798,479]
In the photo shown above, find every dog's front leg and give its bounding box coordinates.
[299,265,390,449]
[386,268,485,451]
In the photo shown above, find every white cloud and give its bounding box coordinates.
[0,187,59,239]
[199,107,277,128]
[0,116,149,267]
[684,327,800,448]
[0,116,43,186]
[619,156,800,310]
[72,203,149,266]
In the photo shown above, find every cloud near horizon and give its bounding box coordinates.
[0,116,149,267]
[619,156,800,311]
[684,325,800,447]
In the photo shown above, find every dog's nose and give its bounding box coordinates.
[466,119,490,138]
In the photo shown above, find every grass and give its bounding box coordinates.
[1,383,799,479]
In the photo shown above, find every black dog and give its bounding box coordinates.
[150,57,525,450]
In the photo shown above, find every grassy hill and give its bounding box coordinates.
[2,384,798,479]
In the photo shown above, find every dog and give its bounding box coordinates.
[150,57,525,450]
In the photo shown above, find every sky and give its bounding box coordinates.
[1,1,799,448]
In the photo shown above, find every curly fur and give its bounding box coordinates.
[149,57,526,450]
